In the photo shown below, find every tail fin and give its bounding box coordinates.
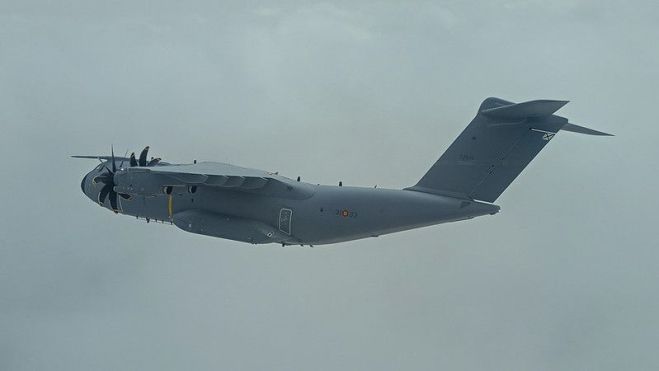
[407,97,612,202]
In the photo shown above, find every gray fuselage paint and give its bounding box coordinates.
[80,162,499,245]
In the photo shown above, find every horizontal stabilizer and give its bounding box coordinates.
[481,99,568,120]
[561,123,613,136]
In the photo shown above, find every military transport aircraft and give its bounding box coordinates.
[75,98,611,246]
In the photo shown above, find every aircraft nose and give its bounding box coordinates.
[80,173,90,195]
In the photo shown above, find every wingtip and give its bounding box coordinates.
[71,155,100,159]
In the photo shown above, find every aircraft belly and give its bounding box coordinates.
[115,184,497,246]
[293,187,499,245]
[172,210,293,244]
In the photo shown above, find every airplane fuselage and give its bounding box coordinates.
[81,163,499,245]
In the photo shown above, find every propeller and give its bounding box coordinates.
[94,146,130,213]
[93,145,163,212]
[135,146,162,167]
[132,146,162,167]
[74,146,161,168]
[139,146,150,166]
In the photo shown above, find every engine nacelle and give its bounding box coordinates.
[113,168,175,197]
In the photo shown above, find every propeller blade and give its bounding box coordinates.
[108,191,118,212]
[111,145,116,173]
[119,150,128,169]
[130,152,138,167]
[139,146,149,167]
[147,158,161,166]
[98,184,112,204]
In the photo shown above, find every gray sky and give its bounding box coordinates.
[1,1,658,370]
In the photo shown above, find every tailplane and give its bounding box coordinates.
[407,97,611,202]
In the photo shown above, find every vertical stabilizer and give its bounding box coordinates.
[407,98,611,202]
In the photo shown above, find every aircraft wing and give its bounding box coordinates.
[142,162,274,187]
[114,161,315,199]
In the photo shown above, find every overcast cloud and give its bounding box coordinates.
[1,1,658,370]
